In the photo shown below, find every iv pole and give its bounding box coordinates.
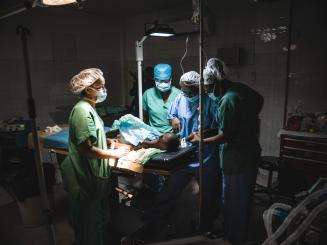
[17,26,56,245]
[198,0,205,229]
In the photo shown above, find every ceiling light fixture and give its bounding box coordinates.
[145,21,175,37]
[41,0,77,6]
[135,21,175,120]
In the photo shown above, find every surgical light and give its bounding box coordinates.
[135,21,175,120]
[150,32,174,37]
[145,21,175,37]
[41,0,77,6]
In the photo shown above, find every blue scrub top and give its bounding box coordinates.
[168,93,219,167]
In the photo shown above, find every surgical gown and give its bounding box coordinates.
[168,93,219,166]
[217,81,263,244]
[61,100,111,245]
[218,82,263,174]
[167,93,220,230]
[143,86,181,133]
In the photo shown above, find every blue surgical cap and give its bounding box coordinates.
[154,64,172,80]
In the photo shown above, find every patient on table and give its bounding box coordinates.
[109,132,179,150]
[107,114,180,172]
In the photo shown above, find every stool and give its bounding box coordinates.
[255,156,279,205]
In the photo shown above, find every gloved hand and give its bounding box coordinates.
[171,118,181,132]
[187,132,200,143]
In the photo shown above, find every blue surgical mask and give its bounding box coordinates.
[187,95,199,103]
[155,80,172,92]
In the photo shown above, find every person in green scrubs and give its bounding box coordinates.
[142,64,181,133]
[189,58,264,245]
[61,68,129,245]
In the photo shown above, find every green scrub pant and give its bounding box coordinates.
[70,198,109,245]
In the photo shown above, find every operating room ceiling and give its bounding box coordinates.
[0,0,191,19]
[83,0,190,16]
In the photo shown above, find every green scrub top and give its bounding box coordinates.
[208,92,221,105]
[218,82,263,174]
[61,100,110,202]
[142,86,181,133]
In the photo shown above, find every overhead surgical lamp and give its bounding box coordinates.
[135,21,175,120]
[0,0,85,20]
[146,22,175,37]
[41,0,77,5]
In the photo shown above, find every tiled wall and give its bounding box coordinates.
[287,0,327,113]
[0,7,123,128]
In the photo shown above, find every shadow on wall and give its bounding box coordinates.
[49,108,71,125]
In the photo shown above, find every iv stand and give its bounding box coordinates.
[17,26,56,245]
[198,0,205,229]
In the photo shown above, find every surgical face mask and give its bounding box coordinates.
[155,80,172,92]
[203,68,214,84]
[204,84,214,94]
[89,87,107,103]
[181,87,198,98]
[96,88,107,103]
[187,95,199,103]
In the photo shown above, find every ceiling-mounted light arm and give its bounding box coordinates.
[144,20,158,34]
[0,0,37,20]
[138,35,148,46]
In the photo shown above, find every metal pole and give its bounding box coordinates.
[137,60,144,120]
[135,36,147,120]
[0,1,37,20]
[0,7,27,20]
[198,0,204,229]
[282,0,294,127]
[17,26,56,245]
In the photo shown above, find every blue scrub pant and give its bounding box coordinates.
[222,166,258,245]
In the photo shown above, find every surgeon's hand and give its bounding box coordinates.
[187,132,200,143]
[108,146,130,159]
[171,118,181,132]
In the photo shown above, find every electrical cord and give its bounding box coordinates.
[180,36,189,74]
[179,36,208,75]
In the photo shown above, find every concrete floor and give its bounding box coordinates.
[0,185,74,245]
[0,184,268,245]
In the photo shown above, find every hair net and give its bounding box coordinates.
[203,58,228,83]
[154,64,172,80]
[70,68,105,94]
[179,71,200,87]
